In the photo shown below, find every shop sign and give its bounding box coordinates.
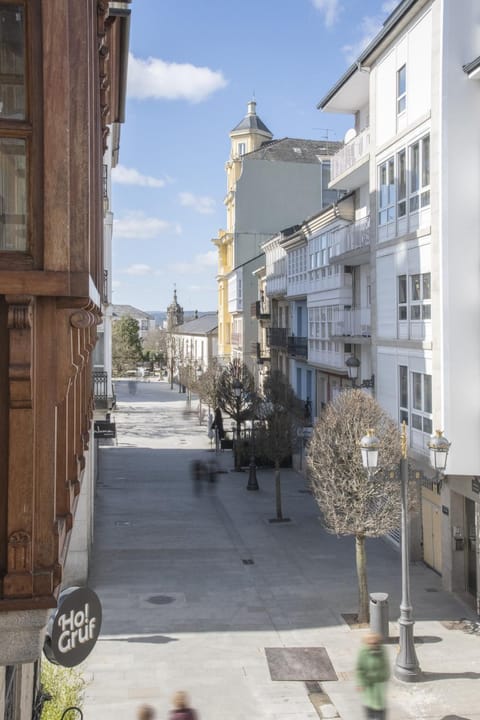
[44,586,102,667]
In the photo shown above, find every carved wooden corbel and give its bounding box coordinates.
[5,295,34,410]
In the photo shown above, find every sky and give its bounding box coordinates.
[111,0,399,313]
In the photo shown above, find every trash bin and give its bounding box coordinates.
[369,592,389,640]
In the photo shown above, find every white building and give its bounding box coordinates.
[317,0,480,608]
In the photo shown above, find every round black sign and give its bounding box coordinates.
[44,586,102,667]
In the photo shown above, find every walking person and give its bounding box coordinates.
[137,704,155,720]
[168,690,198,720]
[356,632,390,719]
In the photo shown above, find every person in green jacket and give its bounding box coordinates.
[356,632,390,719]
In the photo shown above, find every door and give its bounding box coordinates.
[422,498,442,574]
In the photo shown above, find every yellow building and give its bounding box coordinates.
[212,100,273,361]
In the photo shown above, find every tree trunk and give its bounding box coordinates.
[275,462,283,520]
[355,533,369,624]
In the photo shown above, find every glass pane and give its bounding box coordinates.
[399,306,407,320]
[397,96,406,114]
[397,65,406,97]
[400,409,409,424]
[398,150,406,199]
[0,137,27,251]
[398,200,407,217]
[412,372,422,410]
[0,5,25,119]
[412,413,422,430]
[421,190,430,207]
[423,273,431,299]
[423,417,432,434]
[411,275,421,301]
[411,305,421,320]
[410,195,419,212]
[424,374,432,413]
[399,365,408,408]
[398,275,407,303]
[422,304,431,320]
[411,143,419,192]
[422,135,430,187]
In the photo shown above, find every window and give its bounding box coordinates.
[0,4,28,252]
[398,272,431,321]
[378,157,395,225]
[410,273,431,320]
[237,142,246,156]
[377,134,430,231]
[412,372,432,434]
[397,65,406,114]
[399,365,408,424]
[409,135,430,213]
[397,149,406,217]
[398,275,407,320]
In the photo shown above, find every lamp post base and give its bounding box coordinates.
[394,618,421,682]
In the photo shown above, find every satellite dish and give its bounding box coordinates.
[344,127,357,144]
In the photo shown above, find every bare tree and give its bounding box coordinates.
[306,389,402,623]
[258,370,304,521]
[216,360,255,470]
[191,359,222,410]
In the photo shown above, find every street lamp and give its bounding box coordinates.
[232,378,243,471]
[360,422,451,682]
[346,355,375,389]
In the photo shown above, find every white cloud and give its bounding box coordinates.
[112,164,166,188]
[127,53,228,103]
[311,0,342,28]
[341,2,401,64]
[178,192,216,215]
[168,250,218,275]
[125,264,154,276]
[114,211,181,239]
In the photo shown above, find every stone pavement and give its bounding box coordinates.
[82,379,480,720]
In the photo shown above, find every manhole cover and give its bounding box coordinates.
[265,647,338,681]
[147,595,175,605]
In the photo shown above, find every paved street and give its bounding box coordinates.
[82,379,480,720]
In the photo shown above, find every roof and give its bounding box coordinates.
[317,0,424,109]
[112,304,154,320]
[246,137,343,163]
[231,99,273,136]
[174,313,218,335]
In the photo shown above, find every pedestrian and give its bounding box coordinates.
[356,632,390,719]
[137,704,155,720]
[191,459,206,496]
[168,690,198,720]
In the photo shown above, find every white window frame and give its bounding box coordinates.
[397,64,406,115]
[411,372,432,435]
[378,157,395,226]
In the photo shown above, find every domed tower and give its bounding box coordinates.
[229,99,273,160]
[166,287,184,331]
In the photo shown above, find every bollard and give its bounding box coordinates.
[369,592,389,640]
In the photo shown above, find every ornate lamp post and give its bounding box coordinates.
[232,378,243,471]
[346,354,360,387]
[360,422,451,683]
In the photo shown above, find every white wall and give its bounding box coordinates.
[438,0,480,475]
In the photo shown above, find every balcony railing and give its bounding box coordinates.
[231,332,242,347]
[250,341,270,363]
[330,216,370,259]
[266,327,288,349]
[287,335,308,359]
[331,308,371,338]
[93,369,116,410]
[331,126,370,181]
[250,300,271,320]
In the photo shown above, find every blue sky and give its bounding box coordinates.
[111,0,398,313]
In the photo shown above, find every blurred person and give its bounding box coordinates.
[190,459,206,496]
[168,690,198,720]
[137,704,155,720]
[356,632,390,719]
